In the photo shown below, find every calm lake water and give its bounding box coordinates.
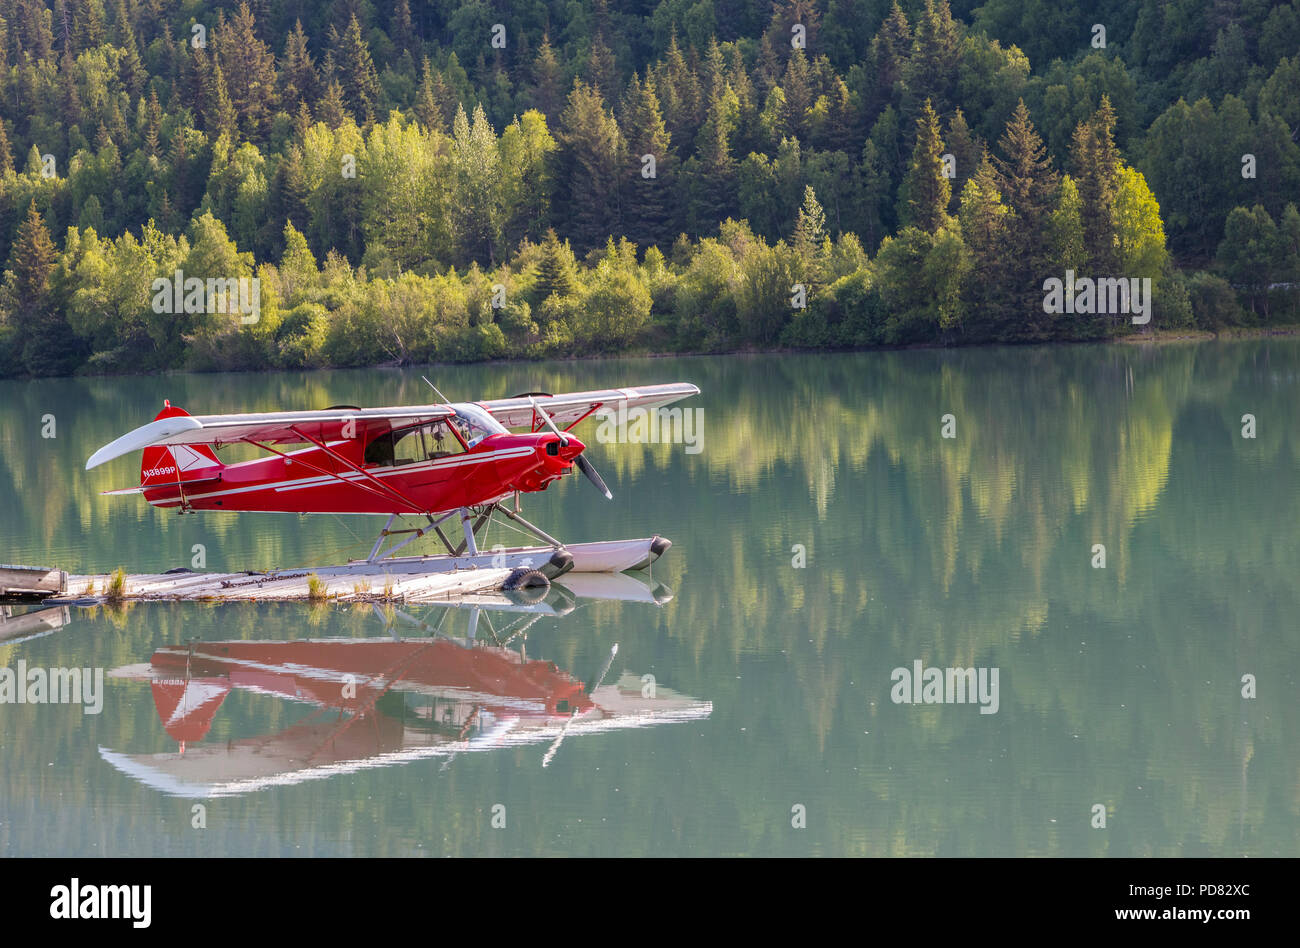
[1,342,1296,857]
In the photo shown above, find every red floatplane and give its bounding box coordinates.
[85,383,699,571]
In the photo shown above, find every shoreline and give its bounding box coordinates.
[8,324,1300,383]
[1116,325,1300,344]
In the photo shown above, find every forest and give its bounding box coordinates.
[0,0,1298,377]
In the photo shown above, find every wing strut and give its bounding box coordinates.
[563,403,602,432]
[244,436,421,509]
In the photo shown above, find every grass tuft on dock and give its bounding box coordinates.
[106,567,127,602]
[307,573,329,602]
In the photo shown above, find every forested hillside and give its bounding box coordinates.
[1,0,1297,376]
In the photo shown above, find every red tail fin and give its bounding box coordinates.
[140,402,222,489]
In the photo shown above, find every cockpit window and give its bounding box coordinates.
[450,404,507,447]
[365,420,467,466]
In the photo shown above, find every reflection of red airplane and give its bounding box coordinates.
[147,637,595,746]
[99,598,712,796]
[85,384,698,562]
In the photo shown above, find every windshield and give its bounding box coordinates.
[450,404,508,447]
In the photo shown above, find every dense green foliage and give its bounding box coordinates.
[1,0,1298,376]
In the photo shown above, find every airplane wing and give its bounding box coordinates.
[477,383,700,431]
[85,406,455,470]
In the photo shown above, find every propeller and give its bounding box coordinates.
[543,643,618,768]
[529,397,613,500]
[574,453,613,500]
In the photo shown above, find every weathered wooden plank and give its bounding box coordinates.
[0,564,66,600]
[55,564,514,605]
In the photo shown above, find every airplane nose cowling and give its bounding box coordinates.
[521,433,613,500]
[537,433,584,463]
[559,435,586,461]
[531,433,580,482]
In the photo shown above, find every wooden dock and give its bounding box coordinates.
[0,564,66,602]
[0,536,673,607]
[58,563,519,605]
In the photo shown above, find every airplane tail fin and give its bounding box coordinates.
[139,402,222,490]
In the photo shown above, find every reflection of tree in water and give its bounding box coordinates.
[0,341,1296,855]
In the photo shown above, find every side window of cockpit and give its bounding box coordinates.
[389,422,466,464]
[426,420,466,457]
[364,432,395,466]
[392,427,425,464]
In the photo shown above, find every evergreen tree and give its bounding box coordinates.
[10,201,57,318]
[8,201,80,374]
[534,228,576,300]
[0,120,13,176]
[857,138,891,250]
[765,0,821,67]
[315,79,352,129]
[114,0,146,95]
[820,76,858,154]
[168,124,196,216]
[995,100,1057,231]
[205,61,239,141]
[391,0,415,58]
[414,58,441,131]
[281,20,318,108]
[994,100,1058,325]
[59,49,83,126]
[780,50,812,139]
[293,101,313,140]
[73,0,107,52]
[958,151,1013,337]
[416,58,456,131]
[959,153,1008,256]
[944,108,978,208]
[157,188,179,232]
[108,0,132,47]
[268,143,309,238]
[903,0,960,116]
[685,97,737,235]
[1071,95,1121,272]
[792,184,827,286]
[898,99,950,233]
[21,0,56,62]
[586,33,618,102]
[156,20,177,82]
[219,2,277,139]
[755,33,783,96]
[531,34,565,120]
[331,0,367,32]
[657,33,700,148]
[552,80,625,253]
[699,37,725,105]
[143,86,162,156]
[621,72,675,248]
[335,14,381,122]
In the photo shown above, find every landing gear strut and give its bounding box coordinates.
[364,502,566,564]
